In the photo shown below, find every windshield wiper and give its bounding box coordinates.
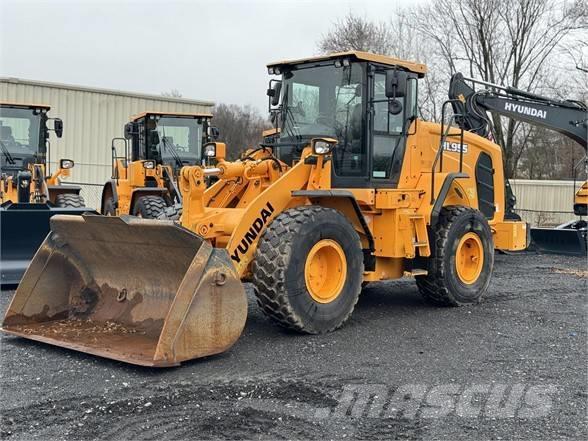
[159,127,184,169]
[0,140,16,165]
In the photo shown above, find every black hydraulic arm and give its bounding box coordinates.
[448,73,587,149]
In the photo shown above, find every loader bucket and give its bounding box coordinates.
[0,202,96,285]
[531,226,587,256]
[1,215,247,367]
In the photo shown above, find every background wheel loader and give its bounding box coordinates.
[3,52,529,366]
[0,102,94,284]
[101,111,216,218]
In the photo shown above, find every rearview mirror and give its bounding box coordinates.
[149,130,160,146]
[385,69,408,98]
[53,119,63,138]
[208,126,220,141]
[124,122,137,140]
[267,80,282,108]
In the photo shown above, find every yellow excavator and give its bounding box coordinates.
[3,52,529,366]
[102,111,216,218]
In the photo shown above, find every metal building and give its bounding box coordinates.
[510,179,583,226]
[1,77,213,209]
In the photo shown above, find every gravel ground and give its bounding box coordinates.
[0,252,586,440]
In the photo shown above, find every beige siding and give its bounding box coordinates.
[1,77,213,208]
[510,179,584,226]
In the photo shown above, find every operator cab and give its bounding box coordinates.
[0,103,63,176]
[266,51,426,188]
[124,112,214,171]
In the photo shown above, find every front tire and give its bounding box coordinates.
[416,206,494,306]
[55,193,85,208]
[252,206,364,334]
[157,203,182,221]
[132,196,167,219]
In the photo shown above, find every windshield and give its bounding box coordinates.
[150,116,204,165]
[278,63,364,164]
[0,107,43,170]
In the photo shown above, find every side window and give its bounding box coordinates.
[332,65,366,177]
[134,120,146,160]
[372,73,405,179]
[0,117,30,145]
[292,83,320,124]
[407,78,418,121]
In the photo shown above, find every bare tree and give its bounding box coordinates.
[411,0,585,177]
[161,89,183,98]
[212,104,271,160]
[318,13,395,54]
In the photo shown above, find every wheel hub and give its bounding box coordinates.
[456,232,484,284]
[304,239,347,303]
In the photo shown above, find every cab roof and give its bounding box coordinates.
[131,111,213,122]
[267,51,427,78]
[0,101,51,110]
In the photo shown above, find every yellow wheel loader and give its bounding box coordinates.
[3,52,528,366]
[0,102,93,284]
[101,111,216,218]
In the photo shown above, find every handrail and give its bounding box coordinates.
[111,137,128,184]
[431,100,466,204]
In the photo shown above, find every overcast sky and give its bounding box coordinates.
[1,0,426,113]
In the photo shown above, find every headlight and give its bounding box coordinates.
[204,144,216,157]
[143,160,156,169]
[312,140,335,155]
[59,159,74,169]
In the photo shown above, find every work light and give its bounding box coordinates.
[312,138,337,155]
[204,144,216,157]
[59,159,74,169]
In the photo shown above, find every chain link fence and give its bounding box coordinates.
[68,182,103,211]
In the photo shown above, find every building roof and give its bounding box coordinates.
[267,51,427,77]
[131,111,213,121]
[0,77,214,107]
[0,101,51,110]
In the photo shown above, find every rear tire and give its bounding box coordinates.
[55,193,85,208]
[416,206,494,306]
[132,196,167,219]
[252,206,364,334]
[157,203,182,221]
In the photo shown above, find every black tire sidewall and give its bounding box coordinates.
[133,196,166,218]
[56,194,84,208]
[442,212,493,303]
[282,211,363,333]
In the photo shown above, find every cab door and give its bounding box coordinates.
[369,69,417,188]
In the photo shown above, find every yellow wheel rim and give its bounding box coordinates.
[304,239,347,303]
[456,232,484,284]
